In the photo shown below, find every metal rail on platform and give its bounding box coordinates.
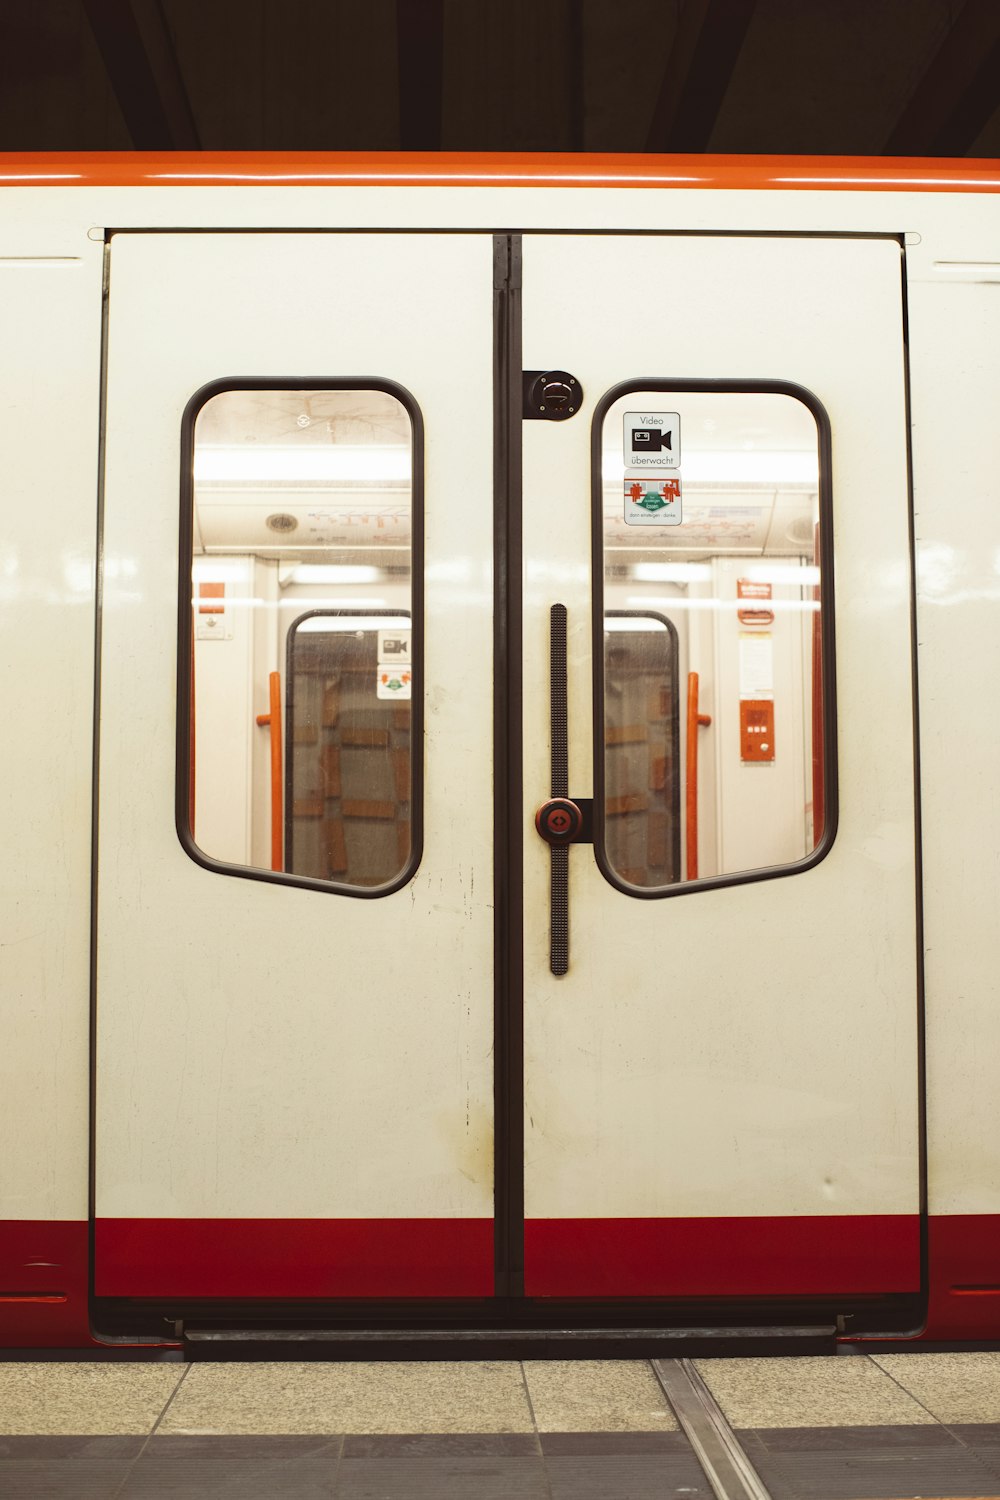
[654,1357,772,1500]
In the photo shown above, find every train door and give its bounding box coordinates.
[93,234,497,1302]
[520,235,921,1308]
[93,226,919,1324]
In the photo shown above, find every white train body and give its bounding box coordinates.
[0,154,998,1348]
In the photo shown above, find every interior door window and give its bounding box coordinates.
[285,610,413,886]
[603,612,681,886]
[595,382,832,895]
[179,380,421,896]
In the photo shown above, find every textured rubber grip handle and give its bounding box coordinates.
[550,603,568,799]
[549,604,569,975]
[550,847,569,976]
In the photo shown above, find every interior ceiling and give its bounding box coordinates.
[196,389,411,449]
[2,0,998,156]
[192,387,815,561]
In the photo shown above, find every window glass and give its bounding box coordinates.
[604,613,680,886]
[183,383,419,894]
[598,386,829,893]
[286,611,412,886]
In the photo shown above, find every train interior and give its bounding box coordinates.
[190,386,823,887]
[190,387,415,888]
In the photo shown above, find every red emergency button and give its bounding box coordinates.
[535,797,584,846]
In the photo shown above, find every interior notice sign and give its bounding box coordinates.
[737,578,774,625]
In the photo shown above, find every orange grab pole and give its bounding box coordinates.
[685,671,712,880]
[188,625,196,837]
[256,671,284,873]
[811,523,824,846]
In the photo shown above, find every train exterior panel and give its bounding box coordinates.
[0,154,997,1350]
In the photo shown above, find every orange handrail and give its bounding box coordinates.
[255,671,284,872]
[685,671,712,880]
[188,627,196,837]
[811,524,824,846]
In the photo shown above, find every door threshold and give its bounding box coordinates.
[181,1323,838,1359]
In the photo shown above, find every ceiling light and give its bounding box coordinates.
[296,614,409,632]
[603,451,818,484]
[194,445,410,484]
[279,597,389,610]
[604,617,672,632]
[289,565,381,584]
[626,595,820,613]
[192,559,252,581]
[744,564,820,585]
[632,562,712,582]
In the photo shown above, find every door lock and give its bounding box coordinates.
[523,370,583,421]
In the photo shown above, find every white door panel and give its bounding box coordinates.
[96,237,495,1268]
[521,236,918,1287]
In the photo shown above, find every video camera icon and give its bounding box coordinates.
[631,427,672,453]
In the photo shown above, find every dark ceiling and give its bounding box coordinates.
[2,0,999,158]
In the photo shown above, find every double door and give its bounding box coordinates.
[94,228,920,1317]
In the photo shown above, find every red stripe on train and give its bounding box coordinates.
[524,1215,921,1296]
[0,1220,96,1348]
[94,1217,494,1298]
[6,1214,1000,1343]
[94,1214,919,1299]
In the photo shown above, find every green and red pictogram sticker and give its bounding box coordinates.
[624,475,682,526]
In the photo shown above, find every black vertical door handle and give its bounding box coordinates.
[535,604,583,976]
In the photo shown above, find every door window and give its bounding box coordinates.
[179,380,421,895]
[595,382,832,894]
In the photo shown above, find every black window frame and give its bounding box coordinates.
[176,375,424,899]
[591,376,837,900]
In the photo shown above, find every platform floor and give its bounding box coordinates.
[2,1351,1000,1497]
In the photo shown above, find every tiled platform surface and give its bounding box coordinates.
[1,1353,1000,1497]
[0,1359,701,1499]
[697,1354,1000,1500]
